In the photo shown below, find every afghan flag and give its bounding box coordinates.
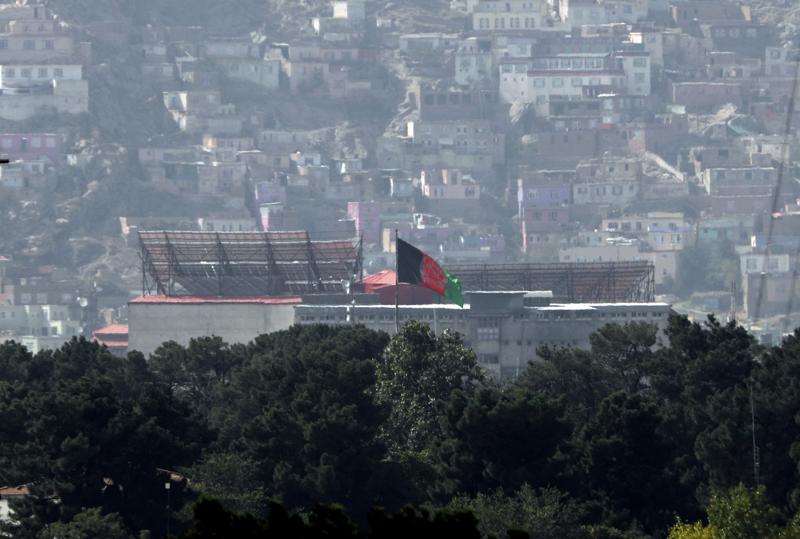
[397,238,464,307]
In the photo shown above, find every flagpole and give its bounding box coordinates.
[395,228,399,335]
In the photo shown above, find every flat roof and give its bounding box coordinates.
[131,296,303,305]
[295,302,671,310]
[295,304,468,310]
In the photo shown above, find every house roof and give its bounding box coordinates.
[93,324,129,336]
[363,270,397,286]
[0,485,30,497]
[130,295,303,305]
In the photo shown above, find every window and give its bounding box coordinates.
[633,57,647,67]
[571,77,582,87]
[38,67,47,77]
[23,39,35,50]
[552,78,564,88]
[478,354,499,365]
[533,78,545,88]
[21,68,31,78]
[0,40,8,50]
[4,68,13,78]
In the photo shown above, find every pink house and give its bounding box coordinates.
[0,133,62,163]
[347,201,381,244]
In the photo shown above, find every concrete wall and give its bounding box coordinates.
[128,302,297,356]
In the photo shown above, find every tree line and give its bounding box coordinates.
[3,316,800,537]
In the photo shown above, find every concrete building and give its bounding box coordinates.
[0,63,81,86]
[558,241,677,285]
[454,37,494,86]
[127,296,301,356]
[217,57,281,90]
[765,45,800,78]
[573,155,641,207]
[295,291,672,378]
[0,78,87,121]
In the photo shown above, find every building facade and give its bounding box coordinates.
[295,291,672,378]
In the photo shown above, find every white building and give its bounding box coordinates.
[0,79,87,120]
[332,0,367,20]
[558,242,677,285]
[217,58,281,90]
[559,0,648,30]
[500,50,650,113]
[0,63,81,86]
[472,0,562,32]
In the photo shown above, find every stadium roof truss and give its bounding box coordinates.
[138,231,363,297]
[449,261,656,303]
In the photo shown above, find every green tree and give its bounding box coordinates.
[0,338,209,537]
[520,322,658,425]
[188,453,269,519]
[149,337,246,422]
[224,325,396,515]
[668,485,783,539]
[38,508,133,539]
[376,321,485,454]
[446,485,589,539]
[432,384,570,498]
[177,497,484,539]
[565,392,689,534]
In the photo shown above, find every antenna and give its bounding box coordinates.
[750,382,760,486]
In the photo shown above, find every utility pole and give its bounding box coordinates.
[729,279,737,323]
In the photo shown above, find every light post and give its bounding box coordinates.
[165,482,171,536]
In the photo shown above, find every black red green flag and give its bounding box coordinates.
[396,238,464,307]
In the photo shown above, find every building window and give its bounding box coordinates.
[633,57,648,67]
[38,67,47,77]
[552,78,564,88]
[0,40,7,50]
[478,354,499,365]
[21,68,31,78]
[23,40,35,50]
